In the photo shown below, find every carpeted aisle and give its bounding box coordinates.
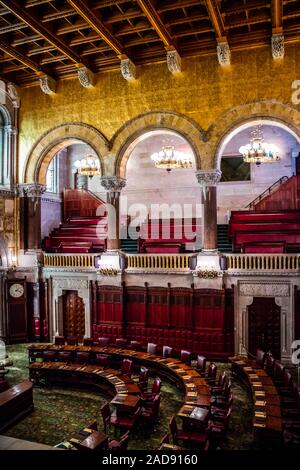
[3,344,254,450]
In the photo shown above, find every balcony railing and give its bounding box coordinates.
[126,254,192,270]
[43,253,97,269]
[226,254,300,271]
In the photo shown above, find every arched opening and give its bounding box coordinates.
[120,129,201,253]
[41,141,105,243]
[216,119,300,222]
[0,105,12,188]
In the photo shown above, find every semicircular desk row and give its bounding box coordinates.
[28,344,211,419]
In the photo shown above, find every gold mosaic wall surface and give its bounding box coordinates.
[19,45,300,178]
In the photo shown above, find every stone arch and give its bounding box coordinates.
[111,111,204,177]
[210,101,300,169]
[0,235,8,268]
[0,104,12,125]
[23,123,109,184]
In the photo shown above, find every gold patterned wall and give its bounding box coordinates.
[19,45,300,179]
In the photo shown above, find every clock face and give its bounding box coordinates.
[9,283,24,299]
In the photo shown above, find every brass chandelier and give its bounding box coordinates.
[74,154,101,177]
[150,146,193,172]
[239,125,280,166]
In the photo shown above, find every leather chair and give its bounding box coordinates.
[138,367,149,391]
[57,351,72,363]
[108,431,130,450]
[54,336,65,346]
[43,350,57,362]
[265,354,275,376]
[141,393,160,422]
[116,338,127,348]
[95,354,109,368]
[111,406,141,431]
[162,346,173,358]
[98,337,109,347]
[147,343,157,355]
[255,348,266,367]
[130,341,142,351]
[196,355,207,375]
[83,337,93,346]
[273,361,286,386]
[211,372,227,396]
[120,358,133,375]
[67,336,78,346]
[169,416,208,446]
[180,350,191,364]
[76,352,90,365]
[205,362,217,385]
[141,377,161,403]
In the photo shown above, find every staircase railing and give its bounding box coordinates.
[245,176,289,210]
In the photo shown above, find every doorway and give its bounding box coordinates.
[248,297,281,359]
[62,290,85,341]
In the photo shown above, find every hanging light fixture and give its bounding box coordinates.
[150,145,193,172]
[74,154,101,178]
[239,125,280,166]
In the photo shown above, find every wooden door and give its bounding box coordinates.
[248,297,281,359]
[62,290,85,341]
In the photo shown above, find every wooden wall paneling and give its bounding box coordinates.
[147,287,168,328]
[224,286,235,353]
[124,284,147,325]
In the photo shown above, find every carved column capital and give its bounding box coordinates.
[4,125,18,136]
[100,176,126,192]
[39,75,57,95]
[217,41,231,66]
[166,47,181,73]
[196,169,222,186]
[18,183,47,198]
[7,82,20,108]
[120,57,136,81]
[78,66,95,88]
[271,33,284,59]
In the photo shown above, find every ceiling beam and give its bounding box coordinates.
[0,38,47,74]
[136,0,173,48]
[204,0,226,40]
[66,0,124,56]
[0,0,88,67]
[272,0,283,29]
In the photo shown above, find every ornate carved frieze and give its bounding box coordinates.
[100,176,126,192]
[196,169,222,186]
[18,183,47,198]
[239,281,290,297]
[7,82,20,108]
[217,41,231,66]
[271,33,284,59]
[120,57,136,81]
[0,188,14,198]
[39,75,57,95]
[166,47,181,74]
[52,278,89,290]
[77,67,95,88]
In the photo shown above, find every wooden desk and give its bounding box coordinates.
[0,380,33,433]
[178,404,209,430]
[111,394,140,414]
[230,356,282,444]
[71,430,108,451]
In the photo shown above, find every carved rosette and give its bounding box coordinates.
[7,82,20,108]
[78,67,95,88]
[166,48,181,74]
[196,169,222,187]
[217,42,231,66]
[18,183,47,198]
[39,75,57,95]
[120,58,136,81]
[271,34,284,59]
[100,176,127,192]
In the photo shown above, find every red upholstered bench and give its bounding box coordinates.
[242,242,286,253]
[143,243,183,254]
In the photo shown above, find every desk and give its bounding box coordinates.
[70,430,108,451]
[111,394,140,414]
[178,405,209,430]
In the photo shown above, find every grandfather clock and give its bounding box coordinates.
[6,279,28,343]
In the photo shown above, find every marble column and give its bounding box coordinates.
[100,176,126,250]
[0,272,7,342]
[19,183,46,250]
[196,169,222,251]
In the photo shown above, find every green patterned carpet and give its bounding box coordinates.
[3,344,254,450]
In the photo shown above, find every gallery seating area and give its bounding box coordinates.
[229,209,300,253]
